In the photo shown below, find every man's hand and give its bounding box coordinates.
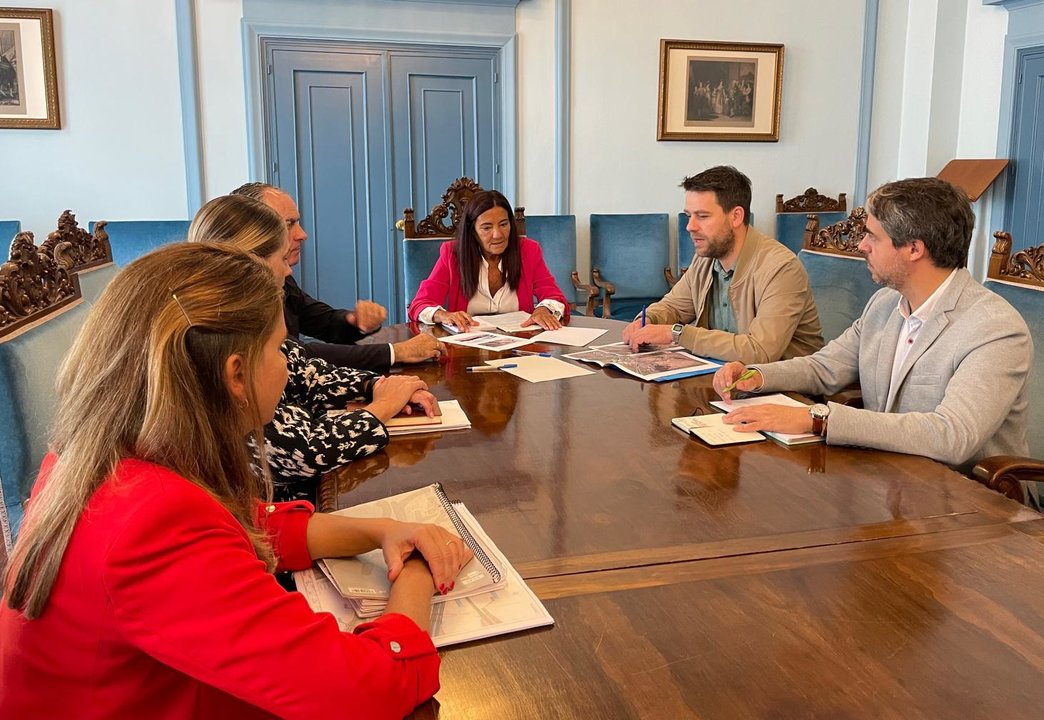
[621,321,673,351]
[346,300,387,333]
[520,306,562,330]
[721,404,812,435]
[392,334,446,364]
[712,362,764,403]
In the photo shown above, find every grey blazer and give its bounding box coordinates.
[757,268,1032,472]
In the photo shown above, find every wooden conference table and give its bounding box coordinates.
[320,317,1044,719]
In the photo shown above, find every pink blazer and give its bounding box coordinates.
[408,237,569,321]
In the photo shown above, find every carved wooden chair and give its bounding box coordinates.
[776,188,847,254]
[43,210,116,302]
[800,208,878,343]
[1,230,89,552]
[972,231,1044,508]
[401,177,595,313]
[90,219,190,267]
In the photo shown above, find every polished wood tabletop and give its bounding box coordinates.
[418,519,1044,719]
[321,317,1036,581]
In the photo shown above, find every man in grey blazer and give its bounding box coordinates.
[711,177,1032,476]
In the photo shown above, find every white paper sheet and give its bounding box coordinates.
[528,327,608,347]
[484,355,594,383]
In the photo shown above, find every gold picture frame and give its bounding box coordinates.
[0,7,60,129]
[657,39,783,142]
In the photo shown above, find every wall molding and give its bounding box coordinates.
[854,0,879,205]
[554,0,571,213]
[174,0,205,214]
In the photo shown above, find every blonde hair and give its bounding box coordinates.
[5,242,283,618]
[188,194,287,260]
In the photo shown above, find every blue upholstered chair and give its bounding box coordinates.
[89,219,190,267]
[0,233,89,550]
[589,213,669,319]
[402,238,449,311]
[973,231,1044,509]
[776,188,847,254]
[522,214,596,314]
[798,209,877,344]
[0,220,21,243]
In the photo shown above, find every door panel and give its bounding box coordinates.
[1007,51,1044,251]
[270,48,389,311]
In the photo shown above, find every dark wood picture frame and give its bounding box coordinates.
[657,39,783,142]
[0,7,60,130]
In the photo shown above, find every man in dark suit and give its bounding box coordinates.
[232,183,443,371]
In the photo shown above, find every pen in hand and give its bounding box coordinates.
[723,368,758,394]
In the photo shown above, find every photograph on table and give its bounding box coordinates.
[657,39,782,141]
[0,7,60,129]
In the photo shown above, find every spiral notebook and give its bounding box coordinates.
[317,484,502,612]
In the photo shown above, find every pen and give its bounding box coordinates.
[723,368,758,393]
[641,305,647,327]
[512,349,552,357]
[466,364,518,373]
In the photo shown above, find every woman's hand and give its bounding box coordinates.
[365,375,429,422]
[381,521,474,594]
[433,309,476,330]
[521,306,562,330]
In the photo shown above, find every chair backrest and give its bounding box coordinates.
[44,211,117,302]
[798,208,878,343]
[0,231,89,549]
[90,219,190,267]
[590,213,670,302]
[522,214,577,304]
[984,231,1044,459]
[402,238,449,309]
[402,177,526,240]
[775,188,847,254]
[0,220,21,244]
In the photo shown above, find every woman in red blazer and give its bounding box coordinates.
[0,243,471,720]
[407,190,569,330]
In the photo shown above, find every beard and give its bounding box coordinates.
[692,225,736,261]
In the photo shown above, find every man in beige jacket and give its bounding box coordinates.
[623,166,824,363]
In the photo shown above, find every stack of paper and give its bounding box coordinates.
[294,487,554,647]
[439,330,534,352]
[484,355,594,383]
[564,346,721,382]
[386,400,471,436]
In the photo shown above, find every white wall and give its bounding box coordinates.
[0,0,188,236]
[520,0,865,276]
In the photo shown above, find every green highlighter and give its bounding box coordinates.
[723,368,757,394]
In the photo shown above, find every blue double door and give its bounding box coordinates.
[264,41,501,320]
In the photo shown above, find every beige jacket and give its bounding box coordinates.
[645,227,824,363]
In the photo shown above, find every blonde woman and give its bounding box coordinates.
[188,195,436,502]
[0,243,470,719]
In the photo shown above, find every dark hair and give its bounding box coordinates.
[455,190,521,298]
[680,166,752,226]
[231,182,279,201]
[866,177,972,269]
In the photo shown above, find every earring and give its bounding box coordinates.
[238,397,249,410]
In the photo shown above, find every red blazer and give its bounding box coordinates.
[408,237,569,321]
[0,456,439,720]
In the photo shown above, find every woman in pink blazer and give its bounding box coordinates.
[408,190,569,330]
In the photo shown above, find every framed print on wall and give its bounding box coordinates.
[0,7,60,129]
[657,39,783,142]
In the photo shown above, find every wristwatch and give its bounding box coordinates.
[671,323,685,344]
[809,403,830,436]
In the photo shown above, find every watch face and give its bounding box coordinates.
[810,403,829,419]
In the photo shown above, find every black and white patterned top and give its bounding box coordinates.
[264,338,389,502]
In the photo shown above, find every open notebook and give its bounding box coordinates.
[316,484,502,613]
[709,393,823,446]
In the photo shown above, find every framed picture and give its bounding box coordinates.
[657,39,783,142]
[0,7,60,129]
